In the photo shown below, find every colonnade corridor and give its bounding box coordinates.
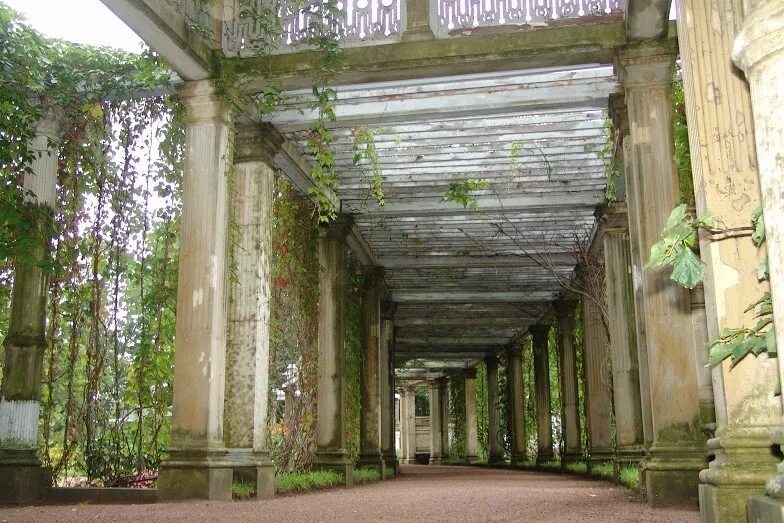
[0,465,698,522]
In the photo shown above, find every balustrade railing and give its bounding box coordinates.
[213,0,624,56]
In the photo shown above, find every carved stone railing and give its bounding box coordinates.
[432,0,624,37]
[219,0,624,56]
[222,0,404,56]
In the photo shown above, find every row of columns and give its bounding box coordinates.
[0,80,398,502]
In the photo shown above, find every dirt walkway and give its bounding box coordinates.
[0,464,699,522]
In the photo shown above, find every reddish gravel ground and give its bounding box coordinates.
[0,464,699,522]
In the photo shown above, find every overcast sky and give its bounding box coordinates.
[4,0,144,52]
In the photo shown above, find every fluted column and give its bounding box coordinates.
[601,204,645,468]
[429,379,445,464]
[506,346,527,465]
[401,386,417,464]
[380,303,396,474]
[313,216,353,485]
[531,325,553,464]
[556,301,582,464]
[223,124,278,499]
[359,267,384,473]
[486,355,503,464]
[0,106,62,504]
[582,294,614,467]
[464,369,478,461]
[158,80,239,501]
[676,1,781,519]
[734,3,784,520]
[618,44,707,506]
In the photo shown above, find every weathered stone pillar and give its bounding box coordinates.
[429,379,445,464]
[0,106,62,504]
[555,301,582,464]
[401,0,433,42]
[158,81,238,501]
[486,355,504,464]
[677,1,781,519]
[582,294,614,467]
[359,267,384,473]
[464,368,479,462]
[402,386,417,464]
[506,346,527,465]
[601,203,645,468]
[222,124,277,499]
[733,3,784,520]
[313,215,353,485]
[380,304,396,474]
[531,325,553,464]
[618,44,707,506]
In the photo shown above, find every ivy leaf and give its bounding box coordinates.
[767,327,777,354]
[707,341,736,366]
[665,204,688,231]
[670,248,705,289]
[752,207,766,246]
[757,257,769,281]
[352,152,362,165]
[644,239,669,269]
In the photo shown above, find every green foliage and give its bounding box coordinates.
[345,265,363,462]
[440,179,491,210]
[414,387,430,416]
[619,465,640,490]
[448,376,467,459]
[597,116,621,202]
[672,76,695,206]
[353,467,381,483]
[275,469,343,493]
[707,293,775,367]
[475,363,488,459]
[352,126,385,206]
[564,461,587,474]
[643,204,712,289]
[590,461,614,480]
[232,480,256,500]
[547,323,562,457]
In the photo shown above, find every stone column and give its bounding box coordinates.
[157,81,239,501]
[582,294,614,467]
[555,301,582,464]
[734,3,784,520]
[464,369,479,462]
[380,305,396,475]
[676,1,781,519]
[601,204,645,468]
[359,267,384,473]
[429,379,444,464]
[313,215,353,485]
[222,124,277,499]
[506,346,527,465]
[531,325,553,464]
[0,107,62,504]
[618,44,707,506]
[402,386,417,464]
[486,355,504,464]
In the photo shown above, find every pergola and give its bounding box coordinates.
[4,1,784,522]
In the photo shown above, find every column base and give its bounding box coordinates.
[357,452,385,476]
[536,451,554,466]
[381,452,398,478]
[748,495,784,523]
[227,449,275,500]
[642,445,706,507]
[698,432,780,522]
[313,450,353,486]
[588,448,615,465]
[510,453,528,466]
[488,452,505,465]
[429,455,443,465]
[158,449,233,501]
[0,450,46,504]
[400,29,434,43]
[562,452,584,464]
[402,457,418,464]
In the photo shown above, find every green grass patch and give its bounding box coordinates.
[275,469,343,494]
[232,480,256,500]
[619,465,640,490]
[564,461,588,474]
[538,459,562,471]
[590,461,614,480]
[353,467,381,484]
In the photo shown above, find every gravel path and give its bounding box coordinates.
[0,464,699,522]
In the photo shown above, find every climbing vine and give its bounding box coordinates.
[448,375,467,459]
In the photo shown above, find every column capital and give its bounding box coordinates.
[608,93,629,138]
[234,123,283,164]
[381,300,396,321]
[505,344,522,358]
[320,215,354,241]
[362,265,386,284]
[462,367,477,379]
[733,3,784,77]
[529,324,549,344]
[178,79,247,126]
[595,202,629,233]
[484,353,498,367]
[554,300,578,319]
[615,42,677,89]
